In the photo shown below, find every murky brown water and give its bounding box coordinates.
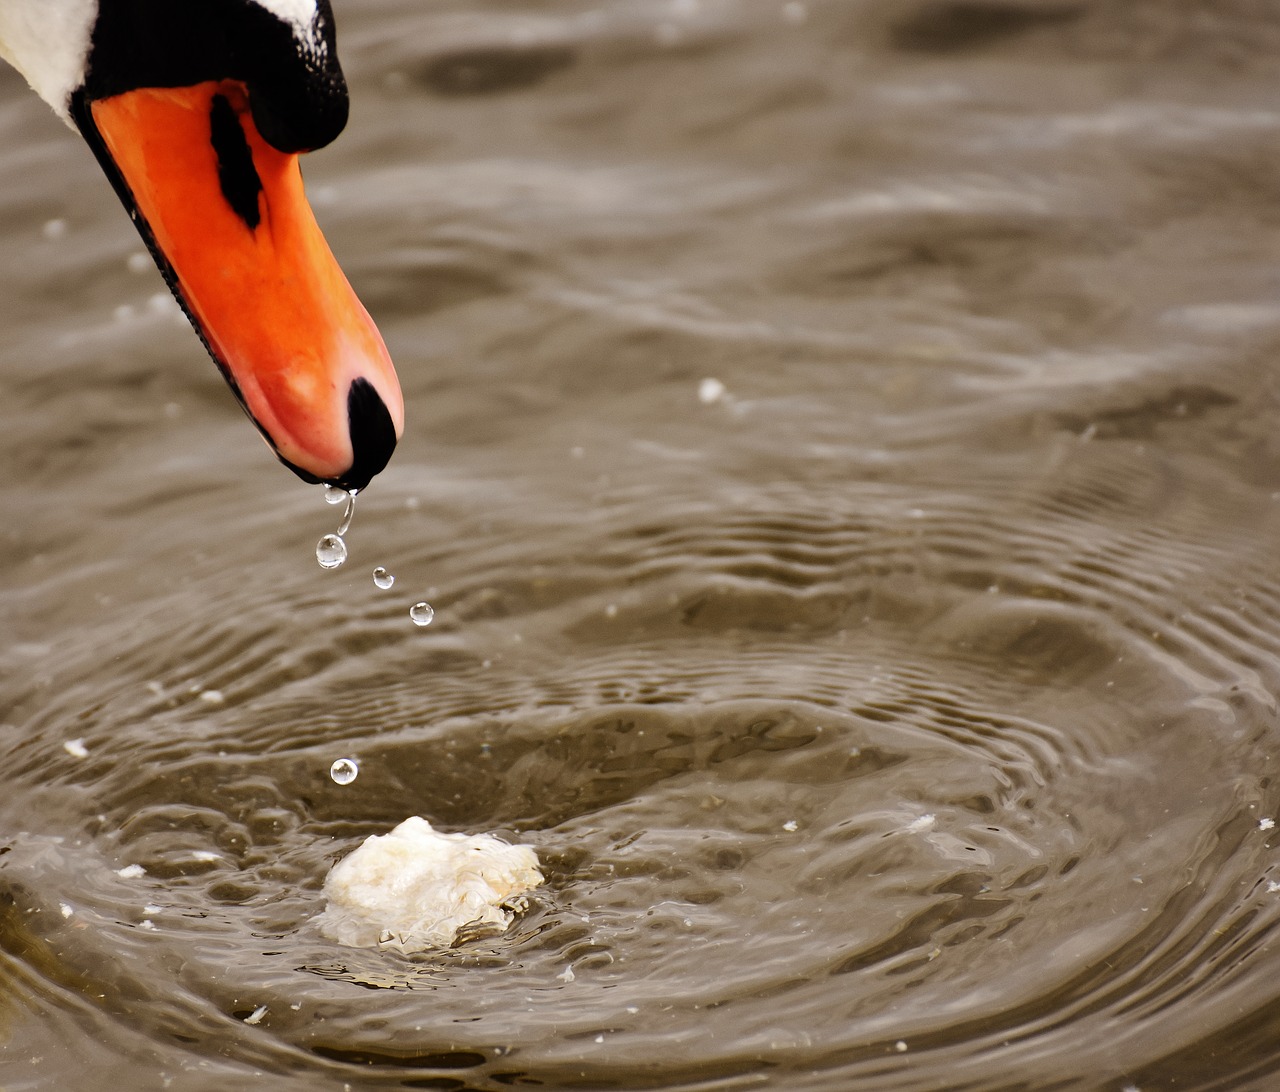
[5,1,1280,1088]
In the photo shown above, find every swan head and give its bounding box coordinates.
[0,0,403,493]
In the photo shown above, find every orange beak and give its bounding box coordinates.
[84,80,402,491]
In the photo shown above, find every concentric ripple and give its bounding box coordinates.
[4,434,1280,1090]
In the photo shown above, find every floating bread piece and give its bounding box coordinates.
[317,816,543,953]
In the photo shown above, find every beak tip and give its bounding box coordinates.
[327,377,400,493]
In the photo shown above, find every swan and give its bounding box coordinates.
[0,0,403,492]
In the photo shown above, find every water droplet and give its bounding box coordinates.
[316,533,347,569]
[330,758,359,785]
[410,602,435,627]
[324,485,348,506]
[373,567,395,590]
[337,492,357,536]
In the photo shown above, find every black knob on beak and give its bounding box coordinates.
[332,377,398,492]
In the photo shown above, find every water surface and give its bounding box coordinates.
[4,1,1280,1088]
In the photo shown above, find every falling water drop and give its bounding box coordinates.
[373,567,395,590]
[410,602,435,627]
[330,758,359,785]
[316,533,348,569]
[324,485,348,506]
[337,491,357,537]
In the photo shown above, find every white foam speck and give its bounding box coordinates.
[116,864,145,879]
[63,738,89,759]
[905,814,937,834]
[782,1,807,24]
[244,1005,268,1025]
[698,377,726,404]
[147,292,178,316]
[59,903,73,918]
[1260,817,1275,831]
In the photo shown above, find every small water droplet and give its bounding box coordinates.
[373,567,395,590]
[410,602,435,627]
[316,533,347,569]
[324,485,348,506]
[330,758,359,785]
[337,492,357,536]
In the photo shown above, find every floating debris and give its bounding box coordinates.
[317,816,542,952]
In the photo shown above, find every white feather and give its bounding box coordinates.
[250,0,319,36]
[0,0,98,119]
[0,0,324,124]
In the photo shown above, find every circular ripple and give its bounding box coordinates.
[5,451,1280,1089]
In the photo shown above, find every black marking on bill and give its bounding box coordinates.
[341,378,399,492]
[210,94,263,229]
